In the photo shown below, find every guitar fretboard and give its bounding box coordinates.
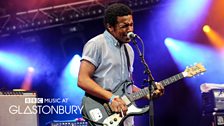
[128,72,184,101]
[160,73,184,87]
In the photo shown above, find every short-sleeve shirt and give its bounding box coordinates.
[81,30,135,126]
[81,30,134,91]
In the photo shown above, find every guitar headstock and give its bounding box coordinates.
[183,63,206,77]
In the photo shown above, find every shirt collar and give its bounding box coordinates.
[104,30,121,47]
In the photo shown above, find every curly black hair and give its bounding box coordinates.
[104,3,132,28]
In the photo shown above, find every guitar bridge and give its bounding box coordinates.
[103,103,113,115]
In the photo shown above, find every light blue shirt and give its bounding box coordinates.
[81,30,134,91]
[81,30,135,126]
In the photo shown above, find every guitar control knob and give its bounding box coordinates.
[110,121,113,124]
[114,118,117,121]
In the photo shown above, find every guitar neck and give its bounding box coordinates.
[159,72,184,87]
[128,72,184,101]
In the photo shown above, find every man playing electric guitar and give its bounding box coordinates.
[79,63,205,126]
[78,3,164,126]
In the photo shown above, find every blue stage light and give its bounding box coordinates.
[0,51,29,75]
[58,54,84,105]
[165,37,224,86]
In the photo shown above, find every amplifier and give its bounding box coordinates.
[202,89,224,113]
[213,112,224,126]
[0,91,38,126]
[201,112,224,126]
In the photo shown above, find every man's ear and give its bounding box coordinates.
[107,24,113,32]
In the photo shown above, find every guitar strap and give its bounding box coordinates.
[124,44,134,82]
[124,44,130,73]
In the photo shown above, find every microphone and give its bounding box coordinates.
[127,32,137,39]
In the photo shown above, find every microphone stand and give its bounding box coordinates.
[131,36,156,126]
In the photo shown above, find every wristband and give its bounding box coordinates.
[109,95,119,104]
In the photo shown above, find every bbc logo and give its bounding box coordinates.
[25,98,43,104]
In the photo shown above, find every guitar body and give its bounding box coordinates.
[82,81,149,126]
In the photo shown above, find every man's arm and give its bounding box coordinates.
[78,60,128,113]
[78,60,112,101]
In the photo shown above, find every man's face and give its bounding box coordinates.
[109,15,134,43]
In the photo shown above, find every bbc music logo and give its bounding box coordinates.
[25,98,44,104]
[25,98,69,104]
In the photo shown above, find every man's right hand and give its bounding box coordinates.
[109,97,128,117]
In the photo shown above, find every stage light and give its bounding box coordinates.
[203,25,210,33]
[43,20,47,24]
[69,27,77,32]
[0,51,29,75]
[165,37,224,84]
[69,54,81,77]
[87,12,90,16]
[203,25,224,49]
[164,37,224,104]
[161,0,211,38]
[12,26,16,30]
[57,54,84,105]
[165,38,204,66]
[165,38,174,46]
[28,67,35,73]
[69,15,73,19]
[165,38,181,51]
[21,66,35,91]
[75,14,79,18]
[81,12,85,17]
[98,9,102,14]
[49,19,53,23]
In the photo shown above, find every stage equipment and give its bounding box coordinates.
[0,91,38,126]
[46,119,88,126]
[0,0,161,37]
[213,112,224,126]
[201,83,224,113]
[201,83,224,126]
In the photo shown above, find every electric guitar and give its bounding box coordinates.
[82,63,206,126]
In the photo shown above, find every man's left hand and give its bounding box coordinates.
[146,82,164,99]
